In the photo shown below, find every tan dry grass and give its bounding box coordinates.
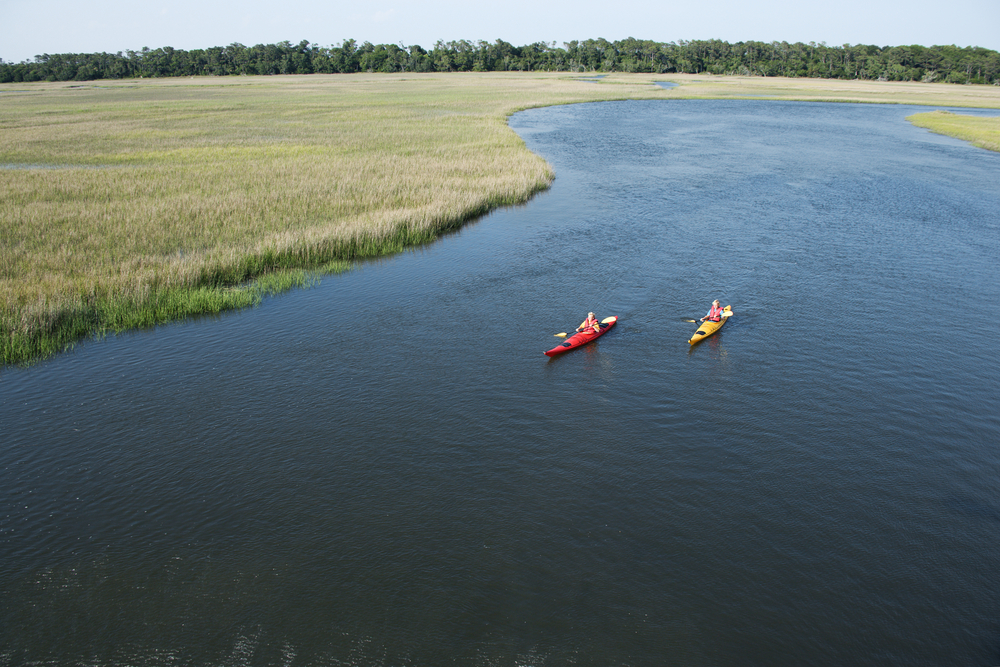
[0,74,664,310]
[650,73,1000,108]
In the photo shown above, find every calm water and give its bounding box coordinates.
[2,100,999,666]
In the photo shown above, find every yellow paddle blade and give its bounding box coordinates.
[601,316,616,323]
[555,332,569,338]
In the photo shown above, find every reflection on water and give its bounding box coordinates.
[2,100,999,666]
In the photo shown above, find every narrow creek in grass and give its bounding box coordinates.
[2,100,1000,666]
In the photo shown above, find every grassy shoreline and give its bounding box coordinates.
[905,110,1000,152]
[3,73,1000,365]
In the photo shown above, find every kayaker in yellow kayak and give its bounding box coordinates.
[700,300,725,323]
[577,312,601,334]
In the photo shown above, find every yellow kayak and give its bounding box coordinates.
[688,305,732,345]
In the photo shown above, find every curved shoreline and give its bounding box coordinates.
[905,110,1000,152]
[3,73,999,366]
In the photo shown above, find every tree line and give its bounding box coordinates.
[2,38,998,85]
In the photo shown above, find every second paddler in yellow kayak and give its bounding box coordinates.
[689,299,733,345]
[700,300,726,324]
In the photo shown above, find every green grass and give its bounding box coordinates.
[905,110,1000,152]
[3,72,1000,365]
[0,265,338,364]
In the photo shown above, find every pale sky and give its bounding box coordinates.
[2,0,998,64]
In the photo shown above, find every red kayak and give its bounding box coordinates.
[544,316,618,357]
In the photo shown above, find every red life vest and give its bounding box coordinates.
[707,304,723,322]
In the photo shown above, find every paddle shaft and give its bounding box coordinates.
[685,311,732,324]
[555,316,616,337]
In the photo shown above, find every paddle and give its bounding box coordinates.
[683,311,732,324]
[554,316,616,337]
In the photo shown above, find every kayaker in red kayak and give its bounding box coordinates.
[701,300,724,323]
[577,312,601,334]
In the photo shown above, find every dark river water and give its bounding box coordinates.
[3,100,1000,666]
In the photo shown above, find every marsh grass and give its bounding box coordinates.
[1,73,674,363]
[3,72,999,364]
[0,267,327,363]
[658,73,1000,108]
[905,110,1000,152]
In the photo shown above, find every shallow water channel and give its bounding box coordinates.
[2,100,1000,666]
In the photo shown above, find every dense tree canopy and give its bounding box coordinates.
[2,38,998,85]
